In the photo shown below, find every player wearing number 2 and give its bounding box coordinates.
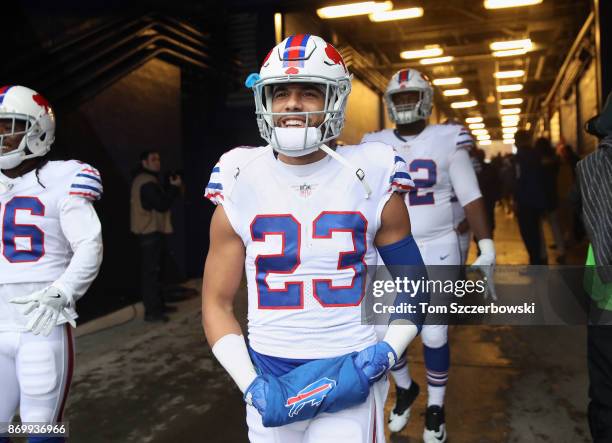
[203,35,429,442]
[0,86,103,442]
[362,69,496,442]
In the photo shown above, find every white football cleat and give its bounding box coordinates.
[423,405,447,443]
[388,381,420,433]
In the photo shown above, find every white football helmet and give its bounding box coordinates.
[0,85,55,170]
[384,69,433,125]
[248,34,352,157]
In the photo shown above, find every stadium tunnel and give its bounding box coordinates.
[2,0,609,321]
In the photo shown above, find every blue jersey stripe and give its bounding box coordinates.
[71,184,102,193]
[206,182,223,190]
[76,173,102,184]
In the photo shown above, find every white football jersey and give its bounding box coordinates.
[362,124,481,242]
[205,143,413,359]
[0,160,102,330]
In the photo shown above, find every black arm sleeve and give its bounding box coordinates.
[140,182,178,211]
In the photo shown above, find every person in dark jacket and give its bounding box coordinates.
[130,150,182,322]
[579,91,612,443]
[513,130,548,264]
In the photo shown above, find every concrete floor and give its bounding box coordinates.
[58,209,590,443]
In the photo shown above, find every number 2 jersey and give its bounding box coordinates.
[362,124,481,243]
[205,143,413,359]
[0,160,103,331]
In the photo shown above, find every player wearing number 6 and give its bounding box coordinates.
[362,69,496,442]
[202,35,429,442]
[0,86,103,442]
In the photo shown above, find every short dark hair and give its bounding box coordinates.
[140,150,159,162]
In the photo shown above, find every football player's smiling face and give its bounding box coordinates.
[0,119,26,154]
[271,83,325,128]
[392,90,420,107]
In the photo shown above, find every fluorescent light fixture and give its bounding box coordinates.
[465,116,483,123]
[501,114,520,121]
[500,108,521,115]
[451,99,477,108]
[370,7,424,21]
[479,140,492,146]
[477,134,491,140]
[472,129,489,136]
[433,77,462,86]
[317,1,392,19]
[503,127,519,134]
[500,98,524,105]
[494,70,525,79]
[503,139,515,144]
[503,134,516,140]
[490,39,532,51]
[401,45,443,60]
[497,84,524,92]
[443,88,469,96]
[420,56,454,65]
[493,48,528,57]
[274,13,283,44]
[484,0,543,9]
[469,123,485,129]
[502,120,519,127]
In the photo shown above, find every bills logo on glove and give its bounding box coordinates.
[285,377,336,418]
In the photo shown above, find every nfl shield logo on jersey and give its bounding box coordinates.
[285,377,337,418]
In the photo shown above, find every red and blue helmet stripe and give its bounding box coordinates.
[0,86,14,105]
[398,70,410,83]
[282,34,312,68]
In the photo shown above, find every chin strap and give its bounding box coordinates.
[318,143,372,199]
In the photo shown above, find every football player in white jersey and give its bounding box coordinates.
[202,35,430,443]
[362,69,496,442]
[0,86,103,442]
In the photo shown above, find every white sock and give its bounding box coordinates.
[427,385,446,407]
[391,366,413,390]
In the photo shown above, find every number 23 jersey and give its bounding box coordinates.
[205,143,413,359]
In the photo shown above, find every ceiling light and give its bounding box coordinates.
[501,114,520,121]
[420,56,454,65]
[369,7,424,21]
[465,116,483,123]
[503,127,519,134]
[503,139,515,144]
[500,98,524,105]
[500,107,521,115]
[493,48,528,57]
[479,140,492,146]
[497,84,523,92]
[451,99,477,108]
[494,70,525,79]
[317,1,392,18]
[472,129,489,136]
[477,134,491,140]
[502,120,519,127]
[443,88,469,96]
[490,39,533,51]
[401,45,443,60]
[469,123,485,129]
[503,133,516,139]
[484,0,543,9]
[433,77,462,86]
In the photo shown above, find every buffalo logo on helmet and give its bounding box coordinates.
[262,48,274,68]
[33,94,51,114]
[323,43,347,72]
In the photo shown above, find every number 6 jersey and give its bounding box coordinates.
[0,160,103,331]
[205,143,413,359]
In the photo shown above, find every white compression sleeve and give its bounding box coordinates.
[211,334,258,393]
[383,323,418,357]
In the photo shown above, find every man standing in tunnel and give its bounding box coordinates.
[131,150,182,323]
[578,91,612,443]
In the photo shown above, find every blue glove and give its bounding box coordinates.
[354,342,397,383]
[244,376,269,417]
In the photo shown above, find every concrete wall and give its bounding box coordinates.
[340,77,382,144]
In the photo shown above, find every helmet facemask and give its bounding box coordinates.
[385,88,433,125]
[253,75,351,156]
[0,114,40,169]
